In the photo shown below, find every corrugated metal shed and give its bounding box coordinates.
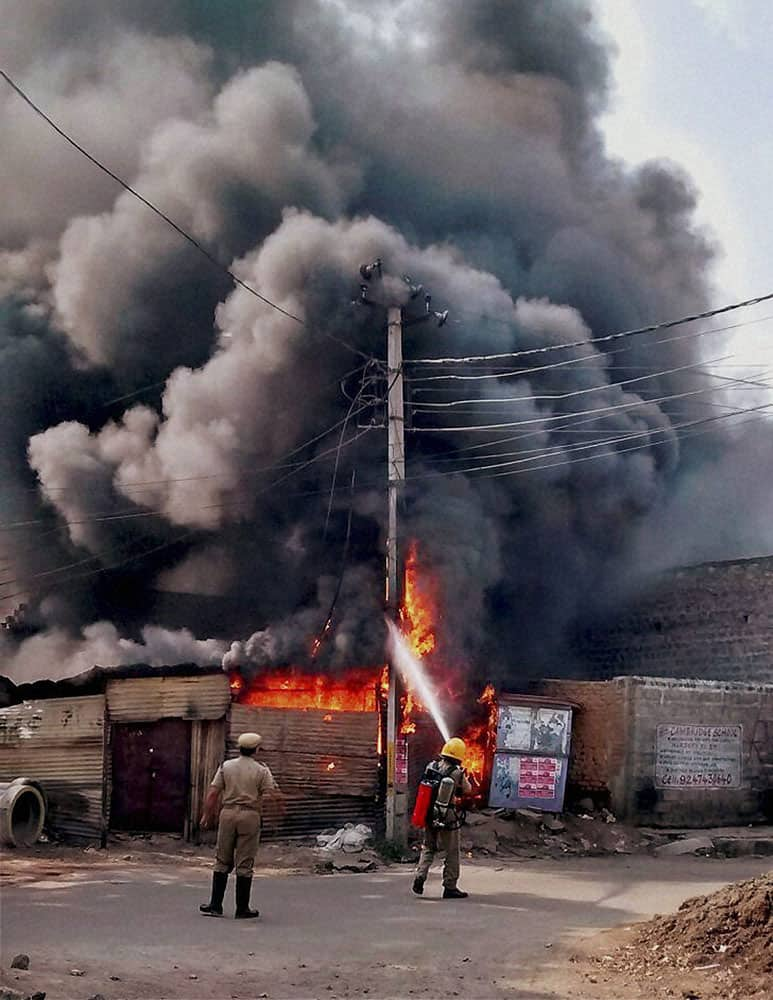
[107,674,230,723]
[188,718,226,843]
[228,705,382,838]
[0,695,106,841]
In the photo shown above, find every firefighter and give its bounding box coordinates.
[199,731,277,919]
[412,736,472,899]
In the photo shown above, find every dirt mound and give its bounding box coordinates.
[611,873,772,998]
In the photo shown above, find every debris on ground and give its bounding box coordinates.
[459,805,652,858]
[313,823,381,873]
[9,958,28,971]
[655,836,715,857]
[316,823,373,853]
[598,873,772,999]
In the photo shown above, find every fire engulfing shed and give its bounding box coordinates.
[0,663,384,843]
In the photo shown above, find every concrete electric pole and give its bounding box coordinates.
[385,303,405,842]
[357,261,448,845]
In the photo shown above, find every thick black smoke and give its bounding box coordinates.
[2,0,772,684]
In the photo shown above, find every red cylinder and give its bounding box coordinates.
[411,781,434,828]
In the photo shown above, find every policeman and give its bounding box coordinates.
[199,731,277,919]
[412,736,472,899]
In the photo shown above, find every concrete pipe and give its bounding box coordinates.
[0,779,46,847]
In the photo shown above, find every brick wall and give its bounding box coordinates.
[540,676,773,827]
[539,679,628,808]
[573,556,773,684]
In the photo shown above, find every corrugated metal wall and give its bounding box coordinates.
[106,674,231,722]
[0,695,106,841]
[228,705,382,838]
[188,717,226,843]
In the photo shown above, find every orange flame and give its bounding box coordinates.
[231,667,381,713]
[459,684,498,787]
[400,541,437,658]
[398,541,440,734]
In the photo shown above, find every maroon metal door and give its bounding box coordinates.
[110,719,191,832]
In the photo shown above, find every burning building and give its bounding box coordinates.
[3,0,773,700]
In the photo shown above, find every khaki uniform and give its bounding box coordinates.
[211,756,276,876]
[415,760,472,890]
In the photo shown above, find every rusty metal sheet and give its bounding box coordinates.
[109,719,191,833]
[228,704,382,838]
[106,674,230,723]
[0,695,106,841]
[188,718,226,841]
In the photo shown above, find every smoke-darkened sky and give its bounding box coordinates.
[2,0,773,684]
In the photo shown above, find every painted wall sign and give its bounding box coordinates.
[655,724,742,789]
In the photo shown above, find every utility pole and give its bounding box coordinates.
[385,304,404,843]
[357,261,448,846]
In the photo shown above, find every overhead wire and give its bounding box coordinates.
[404,399,773,483]
[413,375,773,461]
[0,69,372,363]
[407,379,773,433]
[405,313,773,384]
[409,355,731,408]
[0,426,377,604]
[409,295,773,365]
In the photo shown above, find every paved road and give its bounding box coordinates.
[2,855,769,999]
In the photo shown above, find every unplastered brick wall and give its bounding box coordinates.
[540,676,773,827]
[539,679,628,807]
[573,556,773,684]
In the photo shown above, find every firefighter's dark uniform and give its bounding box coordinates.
[414,750,472,896]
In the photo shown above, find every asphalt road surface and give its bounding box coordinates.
[2,855,770,999]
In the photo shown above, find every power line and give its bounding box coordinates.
[406,315,773,386]
[410,355,731,408]
[0,418,377,537]
[409,296,773,366]
[0,69,371,363]
[408,378,773,433]
[405,400,773,483]
[0,426,377,600]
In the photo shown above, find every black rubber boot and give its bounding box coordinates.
[412,877,425,896]
[234,876,260,919]
[200,871,228,917]
[442,887,469,899]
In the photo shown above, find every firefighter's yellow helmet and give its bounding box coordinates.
[440,737,466,762]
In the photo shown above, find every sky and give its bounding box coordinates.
[596,0,773,363]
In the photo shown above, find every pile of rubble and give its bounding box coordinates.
[603,873,772,999]
[460,803,653,859]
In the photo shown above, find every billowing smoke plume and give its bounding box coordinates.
[2,0,772,684]
[0,620,224,685]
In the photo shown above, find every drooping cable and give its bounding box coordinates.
[0,70,371,362]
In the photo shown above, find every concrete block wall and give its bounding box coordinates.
[573,556,773,684]
[540,676,773,827]
[624,676,772,827]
